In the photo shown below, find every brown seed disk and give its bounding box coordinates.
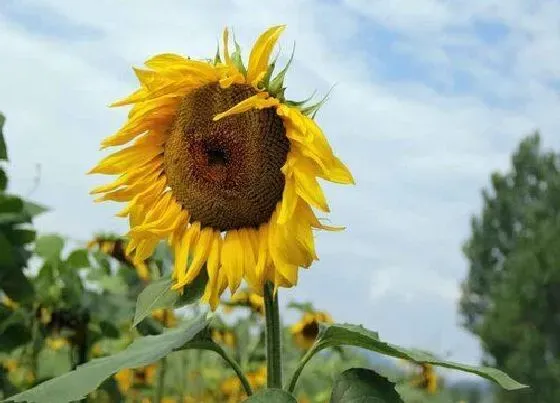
[302,321,319,339]
[164,83,289,231]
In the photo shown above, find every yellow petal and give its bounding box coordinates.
[252,224,270,291]
[88,143,163,175]
[182,227,214,285]
[237,228,257,288]
[144,53,192,71]
[277,175,297,224]
[101,102,177,149]
[90,159,163,194]
[213,93,280,121]
[247,25,286,85]
[222,28,232,67]
[172,222,201,288]
[201,233,223,310]
[292,158,329,212]
[220,230,244,293]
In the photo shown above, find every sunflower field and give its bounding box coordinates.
[0,26,528,403]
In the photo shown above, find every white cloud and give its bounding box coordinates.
[370,266,460,302]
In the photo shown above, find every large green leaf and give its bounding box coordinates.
[4,314,211,403]
[0,168,7,191]
[290,324,527,392]
[244,389,297,402]
[0,233,34,302]
[34,235,64,261]
[66,249,90,269]
[22,201,48,218]
[0,195,23,213]
[330,368,404,403]
[0,112,7,161]
[133,270,208,326]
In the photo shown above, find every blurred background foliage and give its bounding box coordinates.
[0,109,557,402]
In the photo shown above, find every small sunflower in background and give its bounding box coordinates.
[45,336,69,351]
[223,289,265,315]
[1,295,18,310]
[114,364,158,394]
[220,366,267,402]
[291,311,333,350]
[89,25,354,309]
[151,308,177,328]
[411,363,438,394]
[87,235,150,280]
[211,327,237,349]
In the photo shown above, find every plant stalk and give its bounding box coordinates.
[264,282,282,388]
[154,357,167,403]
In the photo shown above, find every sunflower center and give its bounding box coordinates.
[164,83,289,231]
[302,321,320,339]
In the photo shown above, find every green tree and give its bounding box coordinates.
[460,132,560,402]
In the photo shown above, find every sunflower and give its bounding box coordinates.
[220,366,267,402]
[291,311,333,350]
[211,327,236,348]
[87,236,151,280]
[45,336,69,351]
[1,295,17,310]
[412,363,438,394]
[223,289,265,315]
[89,25,353,309]
[151,308,177,327]
[115,364,158,394]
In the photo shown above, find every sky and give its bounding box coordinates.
[1,0,560,382]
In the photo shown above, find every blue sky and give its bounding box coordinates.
[1,0,560,382]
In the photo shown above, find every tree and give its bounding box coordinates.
[460,132,560,402]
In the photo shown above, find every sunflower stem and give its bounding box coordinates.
[154,357,167,403]
[264,282,283,388]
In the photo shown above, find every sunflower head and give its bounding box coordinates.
[223,289,265,315]
[211,327,236,348]
[87,235,150,280]
[46,337,69,351]
[151,308,177,327]
[291,311,333,350]
[1,295,17,310]
[417,363,438,394]
[220,366,267,402]
[89,25,354,310]
[115,364,158,394]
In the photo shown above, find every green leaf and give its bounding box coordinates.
[5,228,36,245]
[133,269,208,327]
[66,249,90,269]
[309,324,527,391]
[23,201,48,218]
[96,275,128,295]
[0,168,7,191]
[3,314,210,403]
[330,368,404,403]
[0,112,7,161]
[0,195,23,213]
[0,233,34,302]
[35,235,64,261]
[244,389,297,402]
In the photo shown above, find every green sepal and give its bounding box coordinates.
[300,84,336,118]
[213,41,222,65]
[268,42,295,101]
[231,33,247,77]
